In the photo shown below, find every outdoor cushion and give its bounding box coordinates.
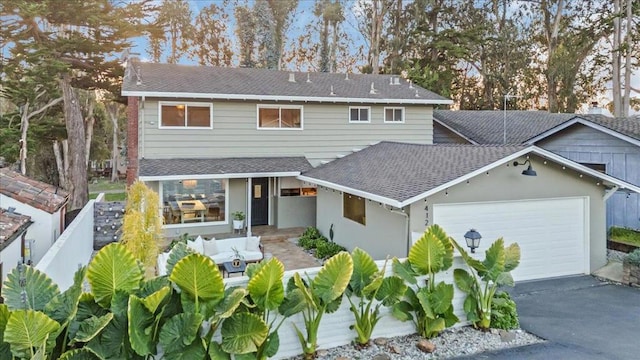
[246,236,260,252]
[187,236,204,253]
[203,238,218,255]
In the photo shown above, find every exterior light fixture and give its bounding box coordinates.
[513,159,537,176]
[464,229,482,253]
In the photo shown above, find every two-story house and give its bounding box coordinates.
[121,60,452,238]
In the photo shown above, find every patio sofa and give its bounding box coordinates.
[157,235,264,276]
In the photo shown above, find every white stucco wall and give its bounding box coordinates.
[0,233,24,283]
[0,194,60,264]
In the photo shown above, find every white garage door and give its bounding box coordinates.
[433,197,588,281]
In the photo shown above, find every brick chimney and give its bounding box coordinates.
[126,96,139,186]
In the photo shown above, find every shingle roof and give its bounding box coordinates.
[0,169,69,213]
[122,61,451,104]
[139,157,313,177]
[301,142,525,203]
[0,208,32,248]
[433,110,640,144]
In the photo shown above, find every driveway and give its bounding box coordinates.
[455,276,640,360]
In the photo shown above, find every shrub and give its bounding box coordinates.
[298,235,319,250]
[625,249,640,267]
[490,291,520,330]
[315,240,346,259]
[302,226,321,239]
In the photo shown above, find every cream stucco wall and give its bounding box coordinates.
[316,188,408,260]
[409,155,607,272]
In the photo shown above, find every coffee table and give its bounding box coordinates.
[222,260,247,277]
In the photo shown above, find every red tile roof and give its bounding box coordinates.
[0,208,32,247]
[0,169,69,214]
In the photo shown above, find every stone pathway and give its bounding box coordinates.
[261,237,321,271]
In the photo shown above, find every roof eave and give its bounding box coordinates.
[525,117,640,147]
[297,175,404,208]
[121,90,453,105]
[140,171,303,181]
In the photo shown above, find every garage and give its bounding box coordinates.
[433,197,589,281]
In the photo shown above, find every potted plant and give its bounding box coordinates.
[231,211,245,230]
[231,246,245,268]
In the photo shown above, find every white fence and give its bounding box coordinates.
[35,194,102,291]
[225,257,471,359]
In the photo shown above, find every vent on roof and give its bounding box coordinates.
[288,73,296,83]
[588,101,605,115]
[409,80,414,89]
[330,85,336,96]
[345,72,350,80]
[390,77,401,85]
[370,82,377,94]
[306,73,311,83]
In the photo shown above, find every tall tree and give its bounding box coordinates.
[235,5,257,68]
[252,0,298,69]
[611,0,639,117]
[2,0,148,209]
[356,0,394,74]
[315,0,345,72]
[148,0,193,64]
[189,3,233,67]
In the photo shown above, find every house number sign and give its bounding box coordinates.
[424,205,429,226]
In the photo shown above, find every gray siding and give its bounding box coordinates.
[433,122,470,144]
[410,155,607,272]
[275,196,316,228]
[537,124,640,230]
[316,189,407,260]
[139,100,433,166]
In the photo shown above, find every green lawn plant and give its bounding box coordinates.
[347,248,407,346]
[451,237,521,330]
[391,225,459,339]
[284,251,353,359]
[490,291,519,330]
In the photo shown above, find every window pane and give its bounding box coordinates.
[259,108,280,128]
[385,108,394,121]
[394,109,403,121]
[162,179,226,224]
[187,106,210,127]
[359,108,369,121]
[161,105,185,126]
[281,108,301,128]
[343,193,366,225]
[350,108,359,121]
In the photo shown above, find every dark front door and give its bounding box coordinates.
[251,177,269,226]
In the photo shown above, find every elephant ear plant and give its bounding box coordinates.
[283,251,353,359]
[347,248,407,346]
[451,237,520,330]
[391,225,459,339]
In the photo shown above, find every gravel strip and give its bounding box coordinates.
[285,326,543,360]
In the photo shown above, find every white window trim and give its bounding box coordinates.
[348,106,371,123]
[384,107,405,123]
[158,178,229,228]
[158,101,213,129]
[256,104,304,130]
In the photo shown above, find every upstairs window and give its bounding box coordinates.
[384,107,405,123]
[160,102,212,128]
[349,107,370,123]
[258,105,303,129]
[343,193,366,225]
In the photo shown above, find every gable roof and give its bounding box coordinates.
[0,169,69,214]
[122,61,452,105]
[0,208,32,249]
[299,142,640,208]
[433,110,640,145]
[138,157,313,180]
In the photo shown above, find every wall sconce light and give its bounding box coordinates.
[513,159,537,176]
[182,179,197,189]
[464,229,482,253]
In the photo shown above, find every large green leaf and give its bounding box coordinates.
[247,257,285,311]
[392,258,417,285]
[3,264,60,311]
[208,342,230,360]
[213,287,248,324]
[450,238,486,272]
[0,305,12,358]
[58,348,102,360]
[263,331,280,358]
[391,301,414,322]
[128,295,155,356]
[349,248,379,297]
[482,238,506,282]
[87,243,143,307]
[409,227,450,275]
[165,340,207,360]
[44,266,86,329]
[496,272,515,287]
[137,276,170,298]
[503,243,521,272]
[73,313,114,344]
[85,292,129,359]
[375,276,407,306]
[430,282,455,315]
[221,312,268,354]
[166,242,197,276]
[426,225,454,270]
[312,251,353,304]
[159,312,204,355]
[170,253,224,303]
[4,309,60,358]
[278,288,307,317]
[453,268,475,294]
[141,286,171,314]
